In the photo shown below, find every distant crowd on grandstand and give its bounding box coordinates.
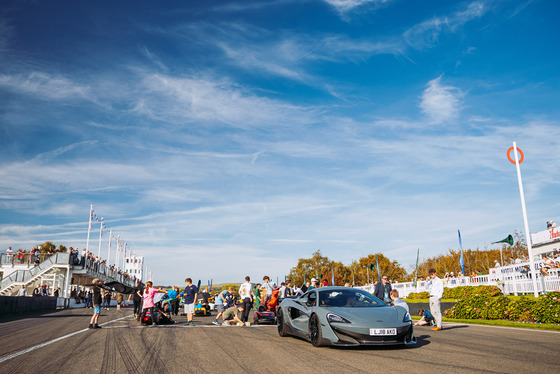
[3,245,138,290]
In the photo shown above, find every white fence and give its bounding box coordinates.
[359,261,560,298]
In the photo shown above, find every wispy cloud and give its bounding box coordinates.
[323,0,394,14]
[404,1,487,49]
[1,0,557,284]
[132,72,317,128]
[0,72,91,100]
[419,75,463,125]
[0,19,14,60]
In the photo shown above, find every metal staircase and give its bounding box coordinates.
[0,253,70,296]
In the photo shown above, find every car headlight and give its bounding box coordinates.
[403,312,411,322]
[327,313,351,323]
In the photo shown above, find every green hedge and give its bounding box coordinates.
[443,285,503,299]
[445,291,560,324]
[406,285,503,300]
[406,291,429,300]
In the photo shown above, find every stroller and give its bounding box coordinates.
[253,287,280,324]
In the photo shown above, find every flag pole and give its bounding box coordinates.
[413,248,419,290]
[458,230,465,276]
[107,230,112,266]
[97,217,103,259]
[86,205,93,253]
[512,142,539,297]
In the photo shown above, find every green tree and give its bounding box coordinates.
[322,261,351,286]
[38,241,56,253]
[287,250,332,285]
[415,232,528,278]
[357,253,407,284]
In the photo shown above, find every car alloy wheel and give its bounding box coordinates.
[277,308,288,337]
[309,314,323,347]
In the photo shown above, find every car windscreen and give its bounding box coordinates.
[318,289,385,307]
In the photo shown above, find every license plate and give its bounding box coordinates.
[370,328,397,336]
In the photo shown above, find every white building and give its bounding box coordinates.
[530,226,560,257]
[124,256,144,281]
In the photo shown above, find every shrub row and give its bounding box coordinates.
[406,291,429,300]
[443,285,503,299]
[406,285,503,300]
[444,291,560,324]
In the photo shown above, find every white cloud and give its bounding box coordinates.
[323,0,393,13]
[404,1,487,49]
[133,72,317,128]
[419,75,463,125]
[0,19,13,59]
[0,72,90,100]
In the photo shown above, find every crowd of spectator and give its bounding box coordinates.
[3,244,137,298]
[13,284,61,297]
[539,250,560,276]
[3,246,55,266]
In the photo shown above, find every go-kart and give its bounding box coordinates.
[253,287,280,325]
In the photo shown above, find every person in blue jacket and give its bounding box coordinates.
[415,309,435,326]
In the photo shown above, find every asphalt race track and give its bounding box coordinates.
[0,308,557,374]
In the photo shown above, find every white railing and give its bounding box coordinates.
[1,251,135,295]
[357,261,560,298]
[0,252,70,291]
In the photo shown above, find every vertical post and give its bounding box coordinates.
[97,218,103,259]
[116,237,121,270]
[512,142,539,297]
[64,265,71,298]
[366,267,370,285]
[85,205,93,253]
[500,248,503,267]
[107,230,112,266]
[123,243,127,271]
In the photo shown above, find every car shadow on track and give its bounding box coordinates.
[279,332,432,350]
[329,336,431,351]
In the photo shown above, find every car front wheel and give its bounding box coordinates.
[276,308,289,337]
[309,314,324,347]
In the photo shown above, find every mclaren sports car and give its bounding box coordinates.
[276,286,416,347]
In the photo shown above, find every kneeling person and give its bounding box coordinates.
[415,308,435,326]
[222,305,245,326]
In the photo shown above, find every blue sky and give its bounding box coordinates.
[1,0,559,285]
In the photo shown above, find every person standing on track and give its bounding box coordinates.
[239,276,253,324]
[374,275,392,304]
[129,281,144,320]
[253,283,262,310]
[89,278,103,329]
[183,278,198,326]
[167,285,180,316]
[261,276,273,309]
[427,268,444,331]
[140,281,166,326]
